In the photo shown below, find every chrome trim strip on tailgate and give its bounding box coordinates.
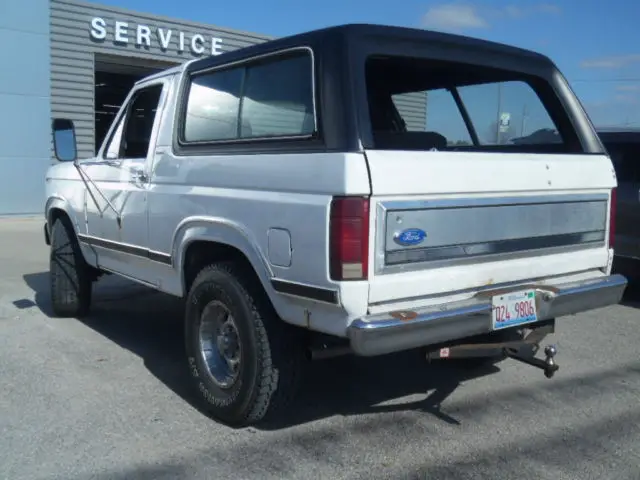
[375,193,610,275]
[385,231,605,265]
[379,193,609,211]
[347,273,627,356]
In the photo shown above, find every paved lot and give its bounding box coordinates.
[1,217,639,480]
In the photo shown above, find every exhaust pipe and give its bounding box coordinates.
[307,345,353,360]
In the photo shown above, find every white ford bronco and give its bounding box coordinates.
[45,24,627,427]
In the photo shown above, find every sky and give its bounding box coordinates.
[96,0,640,130]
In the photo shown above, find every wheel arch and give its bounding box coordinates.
[45,196,99,268]
[174,217,279,306]
[45,196,77,232]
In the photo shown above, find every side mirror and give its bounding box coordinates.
[52,118,77,162]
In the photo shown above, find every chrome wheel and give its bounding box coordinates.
[198,301,242,389]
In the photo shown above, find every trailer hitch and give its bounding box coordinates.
[506,344,559,378]
[424,322,560,379]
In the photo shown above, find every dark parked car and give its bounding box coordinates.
[597,127,640,274]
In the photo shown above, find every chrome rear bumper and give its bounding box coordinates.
[347,274,628,356]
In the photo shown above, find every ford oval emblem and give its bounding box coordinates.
[393,228,427,246]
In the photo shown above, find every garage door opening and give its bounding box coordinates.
[94,54,178,153]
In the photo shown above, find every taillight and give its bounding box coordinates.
[329,196,370,281]
[609,187,617,248]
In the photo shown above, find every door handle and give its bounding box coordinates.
[131,168,149,183]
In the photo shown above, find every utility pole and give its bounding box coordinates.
[521,104,528,137]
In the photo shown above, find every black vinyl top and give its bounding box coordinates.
[597,127,640,143]
[173,23,605,157]
[187,23,552,75]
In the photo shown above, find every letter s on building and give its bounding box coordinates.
[90,17,107,40]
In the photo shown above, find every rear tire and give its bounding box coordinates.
[184,262,305,427]
[49,216,93,318]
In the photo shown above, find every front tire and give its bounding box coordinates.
[185,262,305,427]
[49,216,93,318]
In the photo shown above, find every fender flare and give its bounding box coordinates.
[45,195,81,232]
[44,194,99,267]
[171,216,276,297]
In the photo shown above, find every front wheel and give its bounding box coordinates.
[49,217,93,317]
[184,262,305,427]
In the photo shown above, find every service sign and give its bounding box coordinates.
[89,17,224,56]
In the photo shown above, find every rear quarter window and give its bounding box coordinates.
[182,49,316,144]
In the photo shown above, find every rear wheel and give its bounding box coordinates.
[184,262,305,427]
[49,216,93,318]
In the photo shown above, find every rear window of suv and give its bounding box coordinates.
[364,54,581,153]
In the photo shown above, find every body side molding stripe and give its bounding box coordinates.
[77,234,340,305]
[77,234,173,265]
[270,278,339,305]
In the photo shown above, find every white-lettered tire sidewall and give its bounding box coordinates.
[185,267,262,425]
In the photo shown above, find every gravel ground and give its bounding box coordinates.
[1,217,639,480]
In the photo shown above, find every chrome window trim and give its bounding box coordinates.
[180,46,318,146]
[96,77,171,162]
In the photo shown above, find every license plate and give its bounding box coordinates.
[491,289,538,330]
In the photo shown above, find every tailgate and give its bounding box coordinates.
[366,150,616,305]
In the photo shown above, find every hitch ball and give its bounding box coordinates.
[543,344,558,378]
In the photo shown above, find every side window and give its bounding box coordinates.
[183,68,243,142]
[104,119,124,159]
[183,50,315,143]
[240,53,314,138]
[458,81,561,145]
[103,84,163,159]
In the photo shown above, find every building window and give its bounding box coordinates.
[183,49,315,143]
